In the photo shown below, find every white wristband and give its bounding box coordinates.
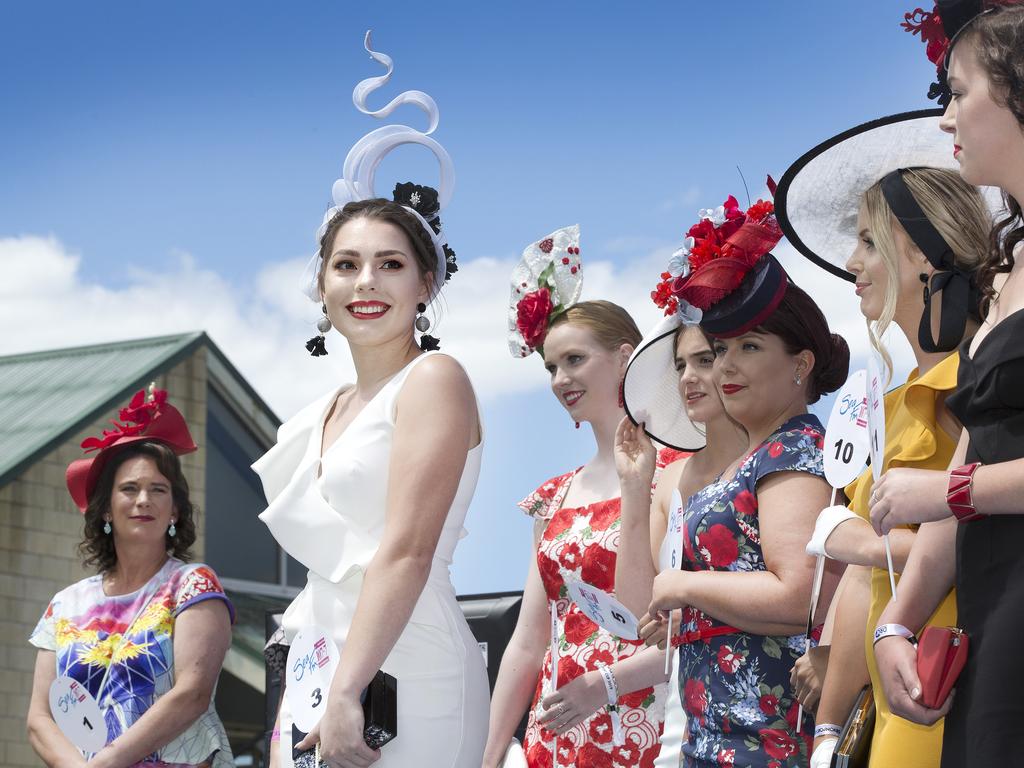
[873,623,917,646]
[597,665,624,746]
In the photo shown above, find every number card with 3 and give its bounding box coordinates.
[823,369,870,489]
[286,625,340,731]
[48,675,107,753]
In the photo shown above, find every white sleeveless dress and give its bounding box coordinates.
[253,352,490,767]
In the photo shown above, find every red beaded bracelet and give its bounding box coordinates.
[947,462,984,522]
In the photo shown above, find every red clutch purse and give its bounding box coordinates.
[916,626,968,709]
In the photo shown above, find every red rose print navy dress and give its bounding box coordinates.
[519,468,668,768]
[676,415,824,768]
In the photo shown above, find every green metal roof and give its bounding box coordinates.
[0,331,240,488]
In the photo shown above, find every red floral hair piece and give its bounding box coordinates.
[902,5,951,68]
[652,187,783,317]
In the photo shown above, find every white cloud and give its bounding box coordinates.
[0,234,911,422]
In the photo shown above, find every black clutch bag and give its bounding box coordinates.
[291,670,398,766]
[831,685,875,768]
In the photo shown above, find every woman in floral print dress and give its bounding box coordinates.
[640,194,850,767]
[483,291,670,768]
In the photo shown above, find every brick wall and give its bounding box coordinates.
[0,349,208,767]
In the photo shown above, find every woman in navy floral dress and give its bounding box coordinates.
[638,194,850,767]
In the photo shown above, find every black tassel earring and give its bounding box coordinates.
[306,304,331,357]
[416,302,441,351]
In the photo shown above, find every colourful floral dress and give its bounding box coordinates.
[520,468,667,768]
[676,414,824,768]
[30,558,235,767]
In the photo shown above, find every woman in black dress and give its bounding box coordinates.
[868,4,1024,766]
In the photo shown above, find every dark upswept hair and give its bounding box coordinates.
[957,5,1024,314]
[751,282,851,404]
[316,198,439,297]
[79,442,197,573]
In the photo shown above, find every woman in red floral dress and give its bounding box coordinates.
[483,227,670,768]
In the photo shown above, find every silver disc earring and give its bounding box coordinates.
[168,522,177,538]
[414,302,431,332]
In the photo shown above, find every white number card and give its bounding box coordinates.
[48,676,107,753]
[666,489,685,571]
[566,579,639,640]
[866,354,887,482]
[822,369,870,489]
[286,625,340,731]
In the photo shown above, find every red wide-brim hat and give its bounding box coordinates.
[66,391,197,513]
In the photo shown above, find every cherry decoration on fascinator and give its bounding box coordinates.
[507,225,583,358]
[299,30,459,355]
[65,385,197,512]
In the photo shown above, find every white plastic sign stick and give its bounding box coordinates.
[549,601,559,694]
[49,676,107,753]
[798,486,837,733]
[664,610,674,675]
[667,489,685,571]
[566,580,640,641]
[286,625,340,731]
[866,354,898,600]
[823,369,870,489]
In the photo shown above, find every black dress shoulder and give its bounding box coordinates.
[940,308,1024,768]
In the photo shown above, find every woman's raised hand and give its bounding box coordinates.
[614,416,657,492]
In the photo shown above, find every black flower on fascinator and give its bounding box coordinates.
[443,244,458,281]
[393,182,441,231]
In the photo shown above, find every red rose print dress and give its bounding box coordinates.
[519,467,668,768]
[675,415,824,768]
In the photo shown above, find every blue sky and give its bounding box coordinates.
[1,1,934,593]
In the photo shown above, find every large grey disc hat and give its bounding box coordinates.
[775,109,1002,352]
[774,109,953,282]
[623,314,707,452]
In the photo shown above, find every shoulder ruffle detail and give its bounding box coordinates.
[518,469,578,520]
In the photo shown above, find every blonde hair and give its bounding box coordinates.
[861,167,990,380]
[547,300,642,353]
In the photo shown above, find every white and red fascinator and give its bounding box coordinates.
[65,386,196,513]
[507,225,583,357]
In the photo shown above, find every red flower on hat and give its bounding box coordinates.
[902,6,949,68]
[652,187,783,315]
[516,287,555,350]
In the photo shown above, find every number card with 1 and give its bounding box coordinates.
[48,675,108,753]
[823,369,870,489]
[286,625,340,731]
[866,354,887,483]
[565,580,640,641]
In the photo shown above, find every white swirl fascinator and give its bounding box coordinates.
[507,225,583,357]
[300,30,455,304]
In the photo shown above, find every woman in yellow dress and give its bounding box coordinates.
[775,111,993,766]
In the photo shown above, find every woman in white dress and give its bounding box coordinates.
[254,33,488,768]
[255,191,489,768]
